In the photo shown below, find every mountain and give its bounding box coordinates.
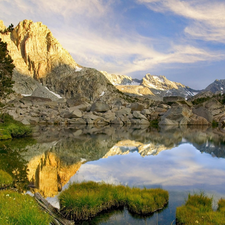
[204,79,225,94]
[0,20,134,104]
[101,72,199,99]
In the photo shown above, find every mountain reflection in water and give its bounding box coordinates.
[9,125,223,198]
[2,125,225,223]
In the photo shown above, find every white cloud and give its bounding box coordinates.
[0,0,224,80]
[137,0,225,43]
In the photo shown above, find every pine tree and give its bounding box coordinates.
[0,38,15,101]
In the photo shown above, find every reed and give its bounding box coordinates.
[59,181,168,221]
[176,193,225,225]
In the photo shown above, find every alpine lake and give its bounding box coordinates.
[1,124,225,225]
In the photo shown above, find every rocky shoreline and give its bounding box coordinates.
[3,94,225,128]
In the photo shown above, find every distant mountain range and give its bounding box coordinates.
[0,19,224,102]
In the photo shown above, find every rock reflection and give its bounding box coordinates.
[8,125,225,197]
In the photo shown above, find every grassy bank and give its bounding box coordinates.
[176,193,225,225]
[0,169,13,189]
[59,181,169,221]
[0,114,31,140]
[0,190,52,224]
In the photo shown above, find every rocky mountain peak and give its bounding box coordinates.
[10,19,78,80]
[101,71,133,85]
[142,73,185,90]
[204,79,225,94]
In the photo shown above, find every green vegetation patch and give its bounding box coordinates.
[0,114,31,140]
[150,119,159,128]
[0,170,13,188]
[176,193,225,225]
[0,190,52,225]
[192,96,211,105]
[59,181,168,221]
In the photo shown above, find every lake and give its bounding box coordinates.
[1,125,225,224]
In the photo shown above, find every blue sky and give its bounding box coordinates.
[0,0,225,89]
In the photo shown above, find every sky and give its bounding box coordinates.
[0,0,225,89]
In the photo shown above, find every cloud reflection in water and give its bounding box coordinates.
[68,143,225,195]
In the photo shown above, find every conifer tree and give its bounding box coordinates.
[0,38,15,101]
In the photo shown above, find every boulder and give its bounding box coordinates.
[160,105,193,125]
[159,118,179,126]
[133,111,148,120]
[188,114,209,125]
[131,102,145,111]
[192,107,213,123]
[68,107,83,118]
[91,101,110,112]
[115,108,131,116]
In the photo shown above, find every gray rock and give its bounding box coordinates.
[91,101,110,112]
[83,112,101,120]
[133,111,148,120]
[192,107,213,123]
[159,118,179,126]
[131,102,145,111]
[160,105,192,125]
[115,108,131,116]
[68,107,83,118]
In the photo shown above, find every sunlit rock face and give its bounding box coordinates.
[0,21,33,80]
[142,74,184,90]
[116,85,154,96]
[27,152,82,197]
[11,20,78,80]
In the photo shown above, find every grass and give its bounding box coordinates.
[0,190,52,225]
[176,193,225,225]
[59,181,169,221]
[0,113,31,140]
[0,170,13,188]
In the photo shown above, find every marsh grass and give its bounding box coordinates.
[59,181,168,221]
[0,169,13,188]
[0,190,52,225]
[176,193,225,225]
[0,114,31,140]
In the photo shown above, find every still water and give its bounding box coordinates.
[1,125,225,224]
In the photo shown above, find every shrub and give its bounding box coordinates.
[59,181,168,221]
[0,190,52,224]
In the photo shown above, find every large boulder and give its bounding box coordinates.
[188,114,210,125]
[192,107,213,123]
[159,105,193,126]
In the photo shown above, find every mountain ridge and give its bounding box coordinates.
[0,19,224,102]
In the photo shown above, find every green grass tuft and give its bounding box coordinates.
[0,190,52,225]
[0,169,13,188]
[59,181,168,221]
[176,193,225,225]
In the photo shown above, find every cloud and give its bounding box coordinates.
[54,26,223,75]
[137,0,225,43]
[0,0,224,80]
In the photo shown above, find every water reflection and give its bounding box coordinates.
[1,125,225,223]
[9,125,225,198]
